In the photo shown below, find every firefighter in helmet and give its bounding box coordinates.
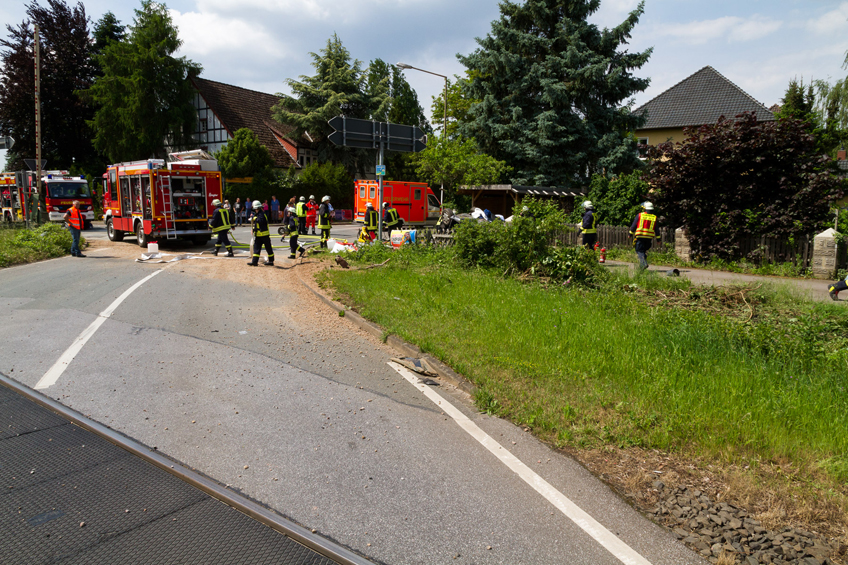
[629,201,657,270]
[364,201,378,241]
[580,200,597,249]
[247,199,274,266]
[283,208,307,260]
[318,196,332,249]
[295,196,308,235]
[209,198,234,256]
[306,195,319,235]
[382,202,402,235]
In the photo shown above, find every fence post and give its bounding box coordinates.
[812,229,838,279]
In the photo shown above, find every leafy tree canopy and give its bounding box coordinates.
[273,34,389,176]
[647,113,844,261]
[429,74,478,140]
[216,128,275,198]
[459,0,651,187]
[415,135,511,197]
[777,78,815,122]
[573,172,649,226]
[84,0,200,163]
[0,0,97,171]
[297,162,354,209]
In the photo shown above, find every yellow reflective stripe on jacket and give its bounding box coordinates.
[582,212,597,234]
[296,202,307,217]
[634,213,656,238]
[365,210,377,230]
[387,208,399,224]
[255,229,270,237]
[212,208,231,232]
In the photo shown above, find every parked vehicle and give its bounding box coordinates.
[4,170,94,227]
[102,150,223,247]
[354,180,440,226]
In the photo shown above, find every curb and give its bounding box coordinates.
[297,276,476,396]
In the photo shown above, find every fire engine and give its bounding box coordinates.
[354,180,440,226]
[3,170,95,226]
[102,150,222,247]
[0,173,17,223]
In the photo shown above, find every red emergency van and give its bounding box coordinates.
[354,180,440,226]
[102,150,222,246]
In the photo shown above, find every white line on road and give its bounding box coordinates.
[388,361,653,565]
[35,270,164,390]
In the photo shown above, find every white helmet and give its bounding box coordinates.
[322,195,330,202]
[522,206,529,212]
[252,200,262,208]
[299,196,305,202]
[212,199,221,206]
[309,195,315,200]
[583,200,593,209]
[642,201,654,211]
[366,201,373,208]
[382,202,388,208]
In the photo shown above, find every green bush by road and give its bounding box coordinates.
[327,243,848,484]
[0,224,77,268]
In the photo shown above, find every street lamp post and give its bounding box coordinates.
[396,62,447,211]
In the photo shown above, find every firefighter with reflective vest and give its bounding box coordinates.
[364,202,378,241]
[209,198,235,257]
[64,200,85,257]
[296,196,308,235]
[247,200,274,266]
[306,195,319,235]
[318,196,332,248]
[282,210,307,260]
[580,200,597,249]
[383,202,402,234]
[629,201,657,270]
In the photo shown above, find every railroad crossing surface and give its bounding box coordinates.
[0,227,704,565]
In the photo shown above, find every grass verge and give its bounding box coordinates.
[0,224,78,268]
[324,244,848,538]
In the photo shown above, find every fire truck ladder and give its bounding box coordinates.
[160,177,177,240]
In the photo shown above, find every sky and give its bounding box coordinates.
[2,0,848,164]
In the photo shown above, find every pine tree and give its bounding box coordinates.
[84,0,200,163]
[459,0,651,186]
[92,11,125,62]
[0,0,97,171]
[273,34,388,176]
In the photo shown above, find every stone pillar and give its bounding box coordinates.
[674,228,691,262]
[812,228,838,279]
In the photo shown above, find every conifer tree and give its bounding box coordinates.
[84,0,200,163]
[273,34,388,176]
[459,0,651,186]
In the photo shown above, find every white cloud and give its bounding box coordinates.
[806,2,848,35]
[171,9,288,58]
[656,15,782,45]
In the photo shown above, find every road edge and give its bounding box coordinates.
[297,275,476,396]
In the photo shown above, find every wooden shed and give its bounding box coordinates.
[458,184,585,217]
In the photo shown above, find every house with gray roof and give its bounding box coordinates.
[633,66,775,148]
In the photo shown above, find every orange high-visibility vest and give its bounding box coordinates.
[634,213,656,238]
[67,207,84,230]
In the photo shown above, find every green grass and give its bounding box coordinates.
[0,224,77,267]
[327,245,848,481]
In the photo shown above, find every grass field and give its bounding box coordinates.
[0,224,76,268]
[325,245,848,485]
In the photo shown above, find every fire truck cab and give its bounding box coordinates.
[0,173,18,223]
[354,180,440,226]
[103,150,222,247]
[4,170,94,226]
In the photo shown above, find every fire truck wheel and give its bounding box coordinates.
[136,223,149,247]
[106,218,124,242]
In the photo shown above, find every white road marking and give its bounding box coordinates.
[35,270,164,390]
[388,361,653,565]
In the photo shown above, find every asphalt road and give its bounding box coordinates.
[0,231,704,565]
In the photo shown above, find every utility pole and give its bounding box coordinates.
[34,24,42,226]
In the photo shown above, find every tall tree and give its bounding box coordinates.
[459,0,651,186]
[777,78,815,122]
[0,0,97,171]
[215,128,275,199]
[84,0,200,163]
[273,34,389,176]
[91,11,124,63]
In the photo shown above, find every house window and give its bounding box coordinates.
[199,118,208,132]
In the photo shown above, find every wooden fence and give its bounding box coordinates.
[428,222,816,268]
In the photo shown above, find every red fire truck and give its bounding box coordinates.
[354,179,440,226]
[3,170,95,226]
[0,173,17,223]
[102,150,222,246]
